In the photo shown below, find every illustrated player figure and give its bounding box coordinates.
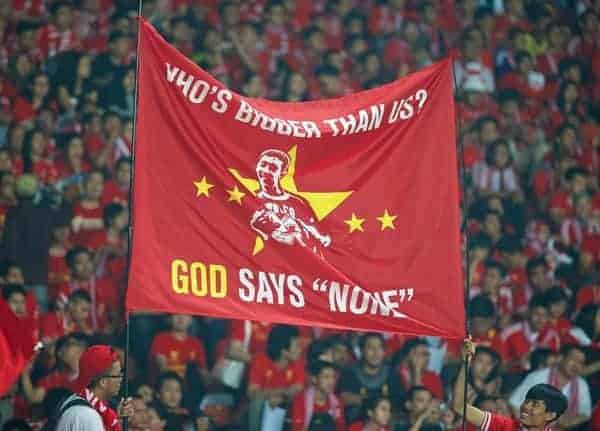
[454,338,568,431]
[251,149,331,253]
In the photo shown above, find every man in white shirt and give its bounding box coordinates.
[509,344,591,429]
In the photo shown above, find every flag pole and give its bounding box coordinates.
[121,0,143,429]
[451,53,472,431]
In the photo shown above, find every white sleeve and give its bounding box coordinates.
[56,406,105,431]
[509,369,544,409]
[577,378,592,418]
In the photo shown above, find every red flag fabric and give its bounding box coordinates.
[127,19,465,338]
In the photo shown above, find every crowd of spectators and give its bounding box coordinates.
[0,0,598,430]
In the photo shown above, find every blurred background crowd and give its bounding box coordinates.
[0,0,598,430]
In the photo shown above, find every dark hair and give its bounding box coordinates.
[115,156,132,170]
[22,128,45,174]
[361,395,390,419]
[474,345,501,365]
[69,288,92,304]
[575,304,598,340]
[407,385,431,402]
[515,50,532,66]
[307,338,333,363]
[556,80,579,113]
[560,344,585,359]
[564,166,587,182]
[266,325,299,361]
[524,384,568,420]
[497,235,522,254]
[471,233,493,250]
[358,332,385,352]
[156,371,183,392]
[526,256,547,274]
[485,139,512,166]
[1,283,26,301]
[530,348,553,370]
[529,293,549,310]
[308,359,337,377]
[315,64,340,78]
[544,287,569,306]
[66,246,91,269]
[469,295,496,318]
[103,203,125,227]
[484,259,506,277]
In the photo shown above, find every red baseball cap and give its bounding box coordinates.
[73,345,121,392]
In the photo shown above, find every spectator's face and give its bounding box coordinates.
[68,298,91,324]
[158,378,182,409]
[423,4,437,23]
[112,37,131,59]
[409,344,430,370]
[483,214,501,238]
[519,399,556,428]
[560,348,585,379]
[319,74,341,97]
[315,367,337,394]
[518,56,532,75]
[116,162,132,187]
[369,399,391,426]
[408,389,432,416]
[239,25,258,47]
[332,342,351,366]
[549,300,567,320]
[67,137,84,161]
[472,351,496,381]
[7,292,26,317]
[267,4,285,25]
[222,4,240,27]
[363,336,384,368]
[570,174,587,195]
[528,265,548,290]
[33,75,50,99]
[103,360,123,397]
[18,30,36,51]
[288,73,307,98]
[284,336,302,362]
[55,5,73,29]
[30,131,46,156]
[483,268,502,291]
[78,55,92,79]
[529,306,549,331]
[348,18,364,36]
[0,151,12,173]
[403,22,419,43]
[85,172,104,200]
[493,144,510,168]
[1,173,15,201]
[9,125,25,153]
[308,32,326,53]
[72,252,93,279]
[15,54,32,81]
[583,12,598,32]
[365,55,381,75]
[479,121,498,145]
[6,266,25,284]
[563,83,578,103]
[59,342,85,371]
[471,316,494,335]
[506,0,524,16]
[243,76,266,98]
[170,314,192,332]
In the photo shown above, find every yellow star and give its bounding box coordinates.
[345,213,365,233]
[227,185,246,205]
[193,176,214,198]
[228,146,354,255]
[377,209,397,231]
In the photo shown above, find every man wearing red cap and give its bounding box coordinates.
[55,345,134,430]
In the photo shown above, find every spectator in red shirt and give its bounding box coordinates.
[502,294,559,371]
[454,338,568,431]
[396,338,443,400]
[40,289,94,344]
[470,260,515,327]
[290,360,345,431]
[465,296,508,360]
[348,395,392,431]
[12,73,53,125]
[149,314,209,381]
[549,166,589,224]
[20,333,86,405]
[102,157,130,207]
[37,1,81,60]
[20,127,57,185]
[71,170,105,248]
[248,324,304,415]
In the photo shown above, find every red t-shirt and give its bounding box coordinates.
[230,320,272,355]
[290,389,345,431]
[397,366,444,400]
[248,353,305,390]
[71,201,104,248]
[37,370,77,392]
[576,286,600,310]
[102,180,128,206]
[150,332,207,378]
[39,312,70,342]
[481,411,551,431]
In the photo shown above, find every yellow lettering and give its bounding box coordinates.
[190,262,208,296]
[171,259,189,294]
[210,264,228,298]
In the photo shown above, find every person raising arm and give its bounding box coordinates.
[453,339,568,431]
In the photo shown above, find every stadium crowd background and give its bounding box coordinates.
[0,0,598,430]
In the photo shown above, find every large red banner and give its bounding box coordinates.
[127,19,465,338]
